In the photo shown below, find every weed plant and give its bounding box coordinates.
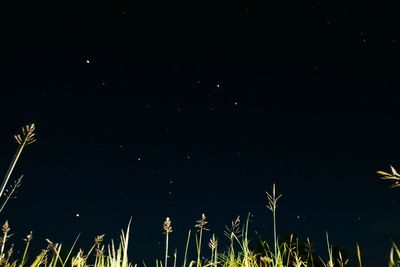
[1,124,400,267]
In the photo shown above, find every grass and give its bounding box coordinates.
[0,123,36,214]
[1,124,400,267]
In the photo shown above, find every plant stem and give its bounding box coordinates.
[183,230,191,267]
[165,231,169,267]
[197,227,203,267]
[0,140,26,199]
[273,206,277,264]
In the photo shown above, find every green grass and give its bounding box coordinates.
[1,124,400,267]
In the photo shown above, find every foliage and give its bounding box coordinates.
[1,125,400,267]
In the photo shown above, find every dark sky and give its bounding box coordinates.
[1,1,400,266]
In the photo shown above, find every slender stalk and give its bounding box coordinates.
[121,218,132,267]
[0,123,36,200]
[165,231,170,267]
[325,233,333,267]
[163,217,173,267]
[273,206,277,259]
[0,176,22,213]
[195,214,208,267]
[266,183,282,267]
[356,243,362,267]
[285,235,293,267]
[0,142,25,198]
[214,244,217,267]
[173,249,177,267]
[19,231,33,267]
[208,234,218,267]
[0,221,10,263]
[198,228,203,267]
[183,230,191,267]
[305,238,314,267]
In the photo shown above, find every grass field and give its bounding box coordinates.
[1,124,400,267]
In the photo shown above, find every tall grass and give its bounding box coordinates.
[266,183,281,267]
[0,123,36,214]
[163,217,173,267]
[195,214,208,267]
[1,125,400,267]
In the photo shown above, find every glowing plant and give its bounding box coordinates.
[1,121,398,267]
[195,214,208,267]
[0,123,36,213]
[163,217,173,267]
[208,234,218,267]
[266,183,281,267]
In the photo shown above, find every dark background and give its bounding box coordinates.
[1,1,400,266]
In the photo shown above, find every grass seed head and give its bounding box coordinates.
[7,244,14,258]
[2,221,10,234]
[163,217,173,234]
[95,234,105,245]
[266,183,282,212]
[337,251,349,267]
[224,216,241,239]
[208,234,218,250]
[14,123,36,145]
[24,231,33,242]
[195,214,209,231]
[378,165,400,188]
[45,238,60,252]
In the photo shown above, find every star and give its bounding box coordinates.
[85,59,90,64]
[75,213,80,218]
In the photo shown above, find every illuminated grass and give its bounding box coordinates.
[1,125,399,267]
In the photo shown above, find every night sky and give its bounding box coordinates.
[1,2,400,266]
